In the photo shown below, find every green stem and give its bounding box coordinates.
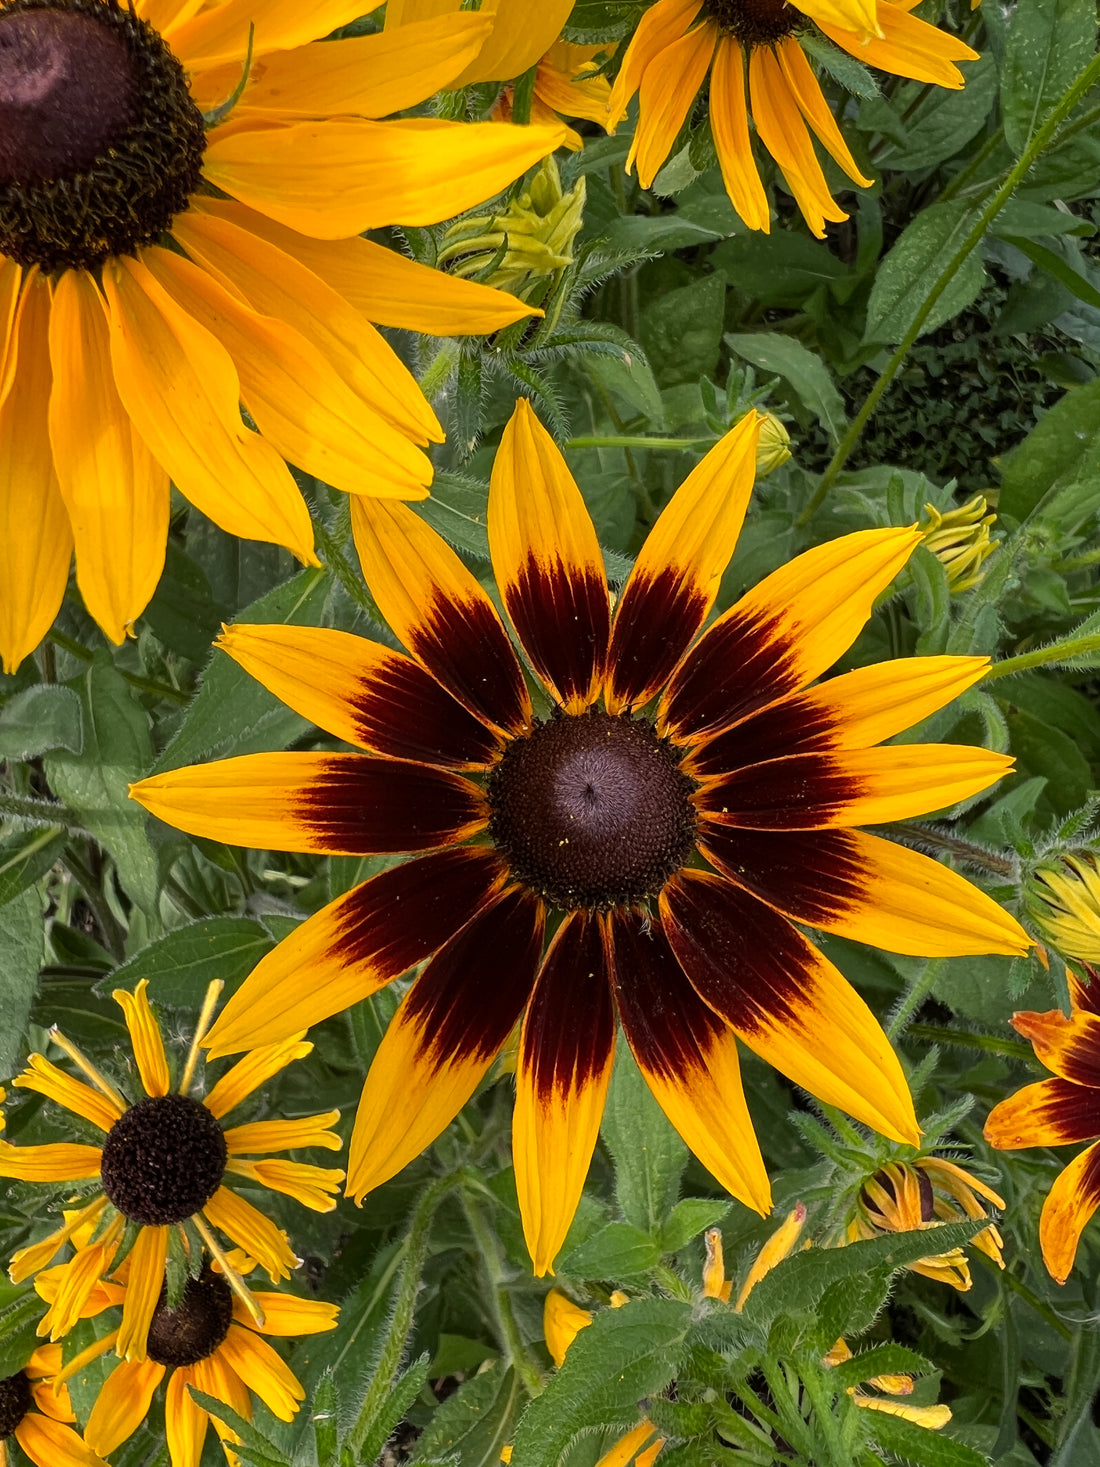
[46,630,189,705]
[801,48,1100,524]
[461,1189,546,1398]
[888,958,944,1041]
[983,1255,1072,1342]
[891,823,1016,878]
[0,794,86,835]
[346,1172,458,1457]
[984,635,1100,680]
[565,434,717,451]
[937,130,1004,203]
[311,513,381,624]
[906,1024,1034,1062]
[419,341,461,401]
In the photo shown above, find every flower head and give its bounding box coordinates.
[985,968,1100,1283]
[607,0,978,236]
[1026,851,1100,964]
[133,398,1027,1276]
[0,0,566,671]
[0,1343,108,1467]
[0,979,343,1356]
[846,1156,1005,1290]
[37,1253,337,1467]
[919,494,997,593]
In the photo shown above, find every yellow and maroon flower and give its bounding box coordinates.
[607,0,978,237]
[0,979,342,1355]
[132,398,1027,1276]
[985,968,1100,1283]
[0,1344,107,1467]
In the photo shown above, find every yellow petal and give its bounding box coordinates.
[710,38,770,232]
[39,1229,119,1340]
[84,1358,165,1457]
[101,254,315,563]
[13,1055,123,1131]
[239,1292,339,1336]
[203,117,567,238]
[791,0,879,34]
[225,1158,343,1212]
[748,45,848,239]
[217,1323,304,1420]
[628,15,715,189]
[117,1225,169,1360]
[820,3,978,88]
[0,1140,101,1183]
[203,1037,312,1120]
[607,0,703,130]
[13,1412,111,1467]
[1039,1140,1100,1285]
[734,1205,807,1310]
[167,0,371,68]
[387,0,574,86]
[222,1113,342,1156]
[543,1288,591,1369]
[202,1187,300,1282]
[0,256,23,405]
[113,979,170,1098]
[164,1366,208,1467]
[46,270,169,645]
[0,269,72,673]
[10,1197,108,1283]
[775,38,874,188]
[595,1422,661,1467]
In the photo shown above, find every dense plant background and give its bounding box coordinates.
[5,0,1100,1462]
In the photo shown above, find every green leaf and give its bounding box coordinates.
[659,1199,731,1254]
[185,1389,291,1467]
[1005,709,1092,816]
[829,1344,935,1391]
[601,1038,687,1233]
[44,657,158,913]
[865,1411,991,1466]
[998,377,1100,521]
[725,331,847,442]
[875,54,998,172]
[417,472,490,560]
[509,1298,691,1467]
[638,273,727,387]
[0,685,82,758]
[152,567,327,773]
[0,883,44,1078]
[864,201,986,345]
[1004,235,1100,309]
[353,1354,431,1467]
[711,231,847,309]
[557,1221,662,1279]
[0,827,67,908]
[0,1283,45,1380]
[799,29,878,99]
[409,1364,525,1467]
[1001,0,1097,154]
[100,917,277,1008]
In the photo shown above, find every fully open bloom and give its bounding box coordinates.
[0,1344,107,1467]
[133,398,1027,1276]
[985,968,1100,1283]
[0,979,342,1354]
[607,0,979,236]
[0,0,565,670]
[37,1255,337,1467]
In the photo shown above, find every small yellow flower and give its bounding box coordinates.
[0,1343,108,1467]
[1026,851,1100,965]
[919,494,997,592]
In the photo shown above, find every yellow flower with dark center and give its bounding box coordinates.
[132,398,1028,1277]
[0,1343,108,1467]
[1026,852,1100,964]
[0,0,567,672]
[985,968,1100,1284]
[0,979,342,1357]
[607,0,979,237]
[846,1156,1005,1291]
[38,1254,337,1467]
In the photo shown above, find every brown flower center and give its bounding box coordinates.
[147,1266,234,1367]
[487,710,697,910]
[0,0,205,272]
[703,0,803,46]
[100,1093,227,1226]
[0,1371,30,1440]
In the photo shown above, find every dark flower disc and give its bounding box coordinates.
[100,1092,228,1226]
[0,1370,30,1440]
[704,0,803,45]
[862,1167,936,1224]
[147,1266,234,1368]
[0,0,206,271]
[488,710,697,910]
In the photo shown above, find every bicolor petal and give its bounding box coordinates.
[985,1077,1100,1150]
[1012,1009,1100,1089]
[1040,1140,1100,1284]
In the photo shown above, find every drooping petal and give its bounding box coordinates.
[489,399,610,713]
[102,255,315,562]
[143,245,432,499]
[543,1288,592,1368]
[38,1234,119,1341]
[514,913,616,1275]
[687,654,991,775]
[661,871,919,1145]
[117,1225,168,1360]
[176,205,441,446]
[218,1324,304,1420]
[698,825,1030,957]
[12,1055,123,1131]
[695,745,1013,830]
[188,1350,251,1453]
[350,496,531,736]
[204,117,567,238]
[347,888,544,1201]
[1071,968,1100,1018]
[46,270,169,646]
[790,0,878,32]
[660,527,922,744]
[84,1358,165,1457]
[13,1413,111,1467]
[0,1141,101,1182]
[747,45,849,238]
[225,1159,343,1211]
[190,13,492,117]
[192,202,534,334]
[202,1187,299,1281]
[9,1197,108,1283]
[204,846,507,1057]
[203,1037,312,1119]
[628,16,716,189]
[406,0,575,88]
[238,1293,339,1336]
[819,3,978,88]
[217,624,500,768]
[164,1366,208,1467]
[774,38,874,188]
[984,1077,1100,1150]
[130,752,486,856]
[113,979,170,1098]
[709,37,770,233]
[608,909,771,1214]
[607,0,704,130]
[166,0,371,68]
[1039,1140,1100,1284]
[1012,1009,1100,1088]
[222,1112,342,1155]
[0,269,72,674]
[606,412,762,713]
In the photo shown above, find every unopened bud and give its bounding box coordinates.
[919,493,996,592]
[755,412,791,477]
[1027,851,1100,963]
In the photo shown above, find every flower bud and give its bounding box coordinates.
[919,493,996,592]
[1026,851,1100,963]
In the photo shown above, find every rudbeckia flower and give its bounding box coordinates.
[0,0,566,672]
[132,398,1028,1277]
[607,0,979,236]
[985,968,1100,1283]
[0,979,342,1355]
[846,1156,1005,1290]
[0,1344,108,1467]
[37,1255,337,1467]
